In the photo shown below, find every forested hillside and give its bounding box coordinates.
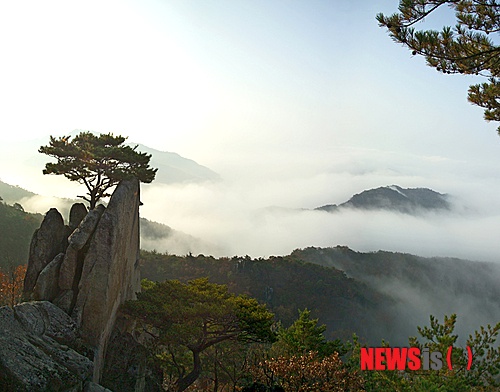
[0,180,36,204]
[140,251,397,344]
[292,246,500,343]
[140,248,500,346]
[0,200,42,268]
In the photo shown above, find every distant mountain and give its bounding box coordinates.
[0,131,220,186]
[291,246,500,344]
[316,185,450,214]
[140,217,222,256]
[139,250,394,344]
[0,180,36,204]
[66,130,220,183]
[132,144,220,184]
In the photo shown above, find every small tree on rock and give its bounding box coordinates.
[39,131,157,208]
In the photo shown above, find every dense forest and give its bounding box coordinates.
[140,250,394,344]
[135,250,500,391]
[139,248,500,347]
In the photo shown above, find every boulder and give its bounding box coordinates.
[0,302,93,392]
[69,203,88,232]
[23,208,68,297]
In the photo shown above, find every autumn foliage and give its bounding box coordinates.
[0,264,27,307]
[249,351,364,391]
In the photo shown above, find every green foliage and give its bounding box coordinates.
[274,309,345,358]
[139,250,391,345]
[130,253,500,390]
[39,131,157,208]
[122,278,275,391]
[242,310,356,391]
[377,1,500,132]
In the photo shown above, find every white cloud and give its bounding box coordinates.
[137,148,500,262]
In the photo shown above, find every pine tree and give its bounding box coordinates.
[39,131,157,208]
[377,1,500,132]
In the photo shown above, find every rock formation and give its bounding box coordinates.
[1,179,147,391]
[23,208,69,297]
[0,301,93,391]
[73,179,141,382]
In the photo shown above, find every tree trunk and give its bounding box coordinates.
[176,350,202,392]
[213,354,218,392]
[89,192,97,209]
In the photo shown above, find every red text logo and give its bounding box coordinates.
[360,346,473,371]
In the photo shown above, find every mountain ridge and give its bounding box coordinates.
[0,131,221,187]
[316,185,451,214]
[129,143,220,184]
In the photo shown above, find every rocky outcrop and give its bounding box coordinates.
[4,179,144,390]
[73,179,141,382]
[69,203,88,232]
[0,301,93,391]
[33,253,65,301]
[23,208,69,297]
[57,205,106,313]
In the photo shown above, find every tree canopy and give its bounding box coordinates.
[39,131,157,208]
[274,309,344,358]
[377,1,500,132]
[122,278,275,392]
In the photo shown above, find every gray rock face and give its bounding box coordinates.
[15,179,142,388]
[0,301,93,391]
[33,253,65,301]
[73,179,141,382]
[59,205,106,295]
[23,208,68,297]
[69,203,88,232]
[83,382,113,392]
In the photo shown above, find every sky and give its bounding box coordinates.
[2,0,500,261]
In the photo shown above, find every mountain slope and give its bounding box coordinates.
[291,246,500,344]
[0,132,220,187]
[139,246,500,345]
[0,201,43,268]
[131,144,220,184]
[0,180,36,204]
[316,185,450,213]
[139,251,395,343]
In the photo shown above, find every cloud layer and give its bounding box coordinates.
[138,150,500,262]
